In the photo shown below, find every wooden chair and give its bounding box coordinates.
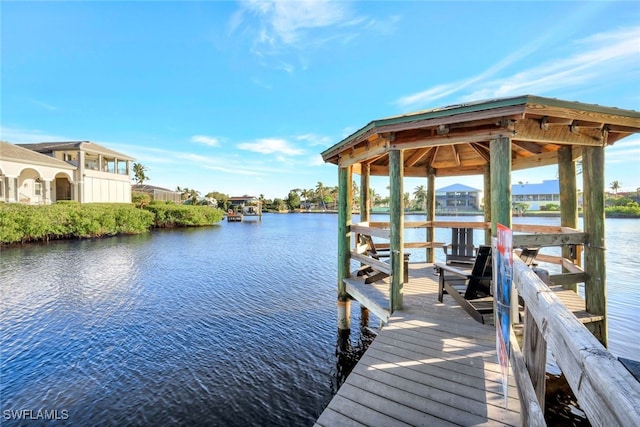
[356,234,410,284]
[436,245,493,324]
[442,227,477,266]
[518,247,539,267]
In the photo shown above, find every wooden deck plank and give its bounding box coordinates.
[346,371,519,426]
[320,262,606,426]
[332,382,458,427]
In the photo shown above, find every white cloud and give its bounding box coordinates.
[296,133,333,147]
[191,135,220,147]
[231,0,387,61]
[396,25,640,110]
[0,126,71,143]
[237,137,304,155]
[29,99,58,111]
[242,0,350,46]
[310,154,326,166]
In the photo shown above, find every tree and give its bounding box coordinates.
[413,185,428,211]
[286,190,300,210]
[513,202,529,216]
[315,181,327,209]
[610,180,622,197]
[132,163,149,185]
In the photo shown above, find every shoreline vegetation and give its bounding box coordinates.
[0,202,224,245]
[2,202,637,246]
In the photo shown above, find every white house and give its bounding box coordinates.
[435,183,483,211]
[512,179,560,210]
[0,140,134,204]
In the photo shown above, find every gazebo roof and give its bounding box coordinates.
[321,95,640,177]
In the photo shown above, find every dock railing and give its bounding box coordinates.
[512,257,640,426]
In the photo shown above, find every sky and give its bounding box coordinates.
[2,0,639,200]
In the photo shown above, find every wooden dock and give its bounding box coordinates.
[316,263,522,426]
[315,261,631,427]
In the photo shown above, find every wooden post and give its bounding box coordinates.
[483,164,492,245]
[360,163,370,222]
[582,145,607,347]
[359,163,371,326]
[490,137,512,235]
[525,268,550,413]
[337,166,353,334]
[389,149,404,311]
[559,146,579,283]
[426,168,436,263]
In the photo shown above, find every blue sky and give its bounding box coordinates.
[2,1,639,199]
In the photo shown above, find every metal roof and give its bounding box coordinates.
[436,183,482,193]
[512,179,560,195]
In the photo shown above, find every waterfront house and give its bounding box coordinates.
[132,184,182,203]
[513,179,560,210]
[0,140,134,204]
[435,183,482,211]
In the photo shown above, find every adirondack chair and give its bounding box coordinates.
[436,245,493,324]
[442,227,477,266]
[356,234,410,284]
[518,247,539,267]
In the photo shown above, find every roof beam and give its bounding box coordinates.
[337,136,389,167]
[469,142,491,162]
[515,118,606,146]
[390,129,514,151]
[512,140,544,155]
[405,147,434,167]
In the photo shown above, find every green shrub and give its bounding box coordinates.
[143,204,224,227]
[132,191,152,208]
[0,203,155,244]
[605,205,640,218]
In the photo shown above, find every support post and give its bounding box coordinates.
[337,166,353,335]
[490,137,512,235]
[359,163,370,325]
[483,164,492,244]
[360,163,370,222]
[558,146,580,280]
[426,168,436,263]
[389,149,404,311]
[582,145,607,346]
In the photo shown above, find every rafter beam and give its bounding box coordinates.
[405,147,434,167]
[338,136,389,167]
[512,140,544,154]
[515,118,606,146]
[469,142,491,162]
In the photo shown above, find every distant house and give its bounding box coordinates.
[436,183,482,211]
[228,195,262,215]
[132,184,182,203]
[0,140,134,204]
[512,179,560,210]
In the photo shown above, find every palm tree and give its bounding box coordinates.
[315,181,327,209]
[369,188,379,208]
[329,186,339,210]
[413,185,428,211]
[610,180,621,197]
[132,163,149,185]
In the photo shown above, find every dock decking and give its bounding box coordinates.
[316,262,602,426]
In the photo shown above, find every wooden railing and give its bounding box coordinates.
[512,258,640,426]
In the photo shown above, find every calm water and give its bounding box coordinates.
[1,214,638,426]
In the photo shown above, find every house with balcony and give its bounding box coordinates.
[435,183,482,212]
[512,179,560,210]
[0,140,134,204]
